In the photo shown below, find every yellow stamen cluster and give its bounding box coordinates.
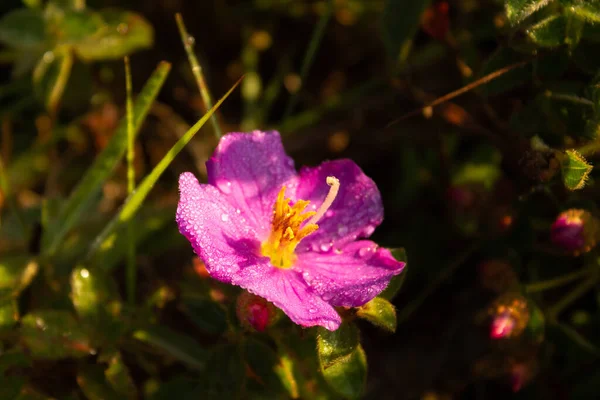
[261,186,319,269]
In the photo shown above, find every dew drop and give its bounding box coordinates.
[221,181,233,193]
[325,210,334,218]
[221,214,229,222]
[337,225,348,236]
[308,308,316,314]
[320,242,332,252]
[364,225,375,236]
[80,269,90,279]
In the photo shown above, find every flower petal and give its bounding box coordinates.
[296,241,405,307]
[176,172,261,283]
[206,131,297,238]
[295,159,383,251]
[232,262,341,331]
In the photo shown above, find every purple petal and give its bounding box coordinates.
[296,241,405,307]
[206,131,297,238]
[295,160,383,251]
[176,172,261,283]
[232,262,341,331]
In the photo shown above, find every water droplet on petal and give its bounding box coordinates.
[308,308,316,313]
[221,181,233,193]
[221,214,229,222]
[80,269,89,279]
[337,225,348,236]
[320,242,332,252]
[325,210,334,218]
[364,225,375,236]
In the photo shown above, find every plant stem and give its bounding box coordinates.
[548,263,599,319]
[175,13,222,139]
[525,267,593,293]
[125,56,136,305]
[282,0,334,119]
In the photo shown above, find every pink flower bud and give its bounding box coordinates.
[551,209,598,254]
[488,294,530,340]
[236,292,278,332]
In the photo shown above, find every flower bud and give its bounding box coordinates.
[236,292,278,332]
[488,294,529,340]
[551,209,598,255]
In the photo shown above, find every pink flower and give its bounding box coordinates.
[176,131,405,330]
[551,209,597,254]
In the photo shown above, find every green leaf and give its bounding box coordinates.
[567,0,600,23]
[381,0,431,61]
[561,149,592,190]
[196,344,246,400]
[505,0,551,25]
[244,339,286,395]
[317,323,367,399]
[73,10,154,61]
[274,354,300,399]
[527,15,566,48]
[70,265,122,343]
[0,298,18,331]
[77,365,120,400]
[0,8,47,49]
[356,297,397,333]
[20,310,95,359]
[132,325,208,370]
[0,255,39,300]
[105,352,137,399]
[52,9,105,45]
[41,61,171,258]
[380,248,408,300]
[87,77,242,262]
[0,377,26,399]
[181,297,228,335]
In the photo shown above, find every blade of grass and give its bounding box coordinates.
[124,56,136,306]
[282,0,334,120]
[86,76,243,264]
[41,61,171,259]
[175,13,222,139]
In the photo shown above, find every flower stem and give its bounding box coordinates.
[125,56,136,306]
[525,267,593,293]
[548,262,600,320]
[175,13,222,139]
[282,0,334,120]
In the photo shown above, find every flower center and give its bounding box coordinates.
[261,176,340,269]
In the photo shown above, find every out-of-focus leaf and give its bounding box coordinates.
[0,348,31,375]
[181,297,228,335]
[274,354,300,399]
[381,0,431,61]
[0,377,26,399]
[13,388,55,399]
[87,77,242,261]
[53,9,105,45]
[133,325,208,370]
[146,377,197,400]
[526,300,545,343]
[20,310,95,359]
[380,248,408,300]
[317,323,367,399]
[245,339,286,395]
[561,149,592,190]
[70,265,122,343]
[77,365,120,400]
[505,0,551,25]
[105,352,137,399]
[356,297,397,333]
[0,255,39,300]
[0,298,18,331]
[40,61,171,258]
[74,10,153,61]
[567,0,600,23]
[195,344,245,400]
[32,49,74,113]
[527,14,566,48]
[0,8,46,49]
[481,48,532,96]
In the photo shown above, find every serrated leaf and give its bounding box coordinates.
[356,297,397,333]
[381,0,431,61]
[380,248,408,300]
[505,0,551,25]
[41,61,171,258]
[20,310,95,359]
[73,10,153,61]
[317,323,366,399]
[0,255,39,300]
[133,325,208,370]
[562,149,592,190]
[568,0,600,23]
[0,8,47,49]
[527,14,566,48]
